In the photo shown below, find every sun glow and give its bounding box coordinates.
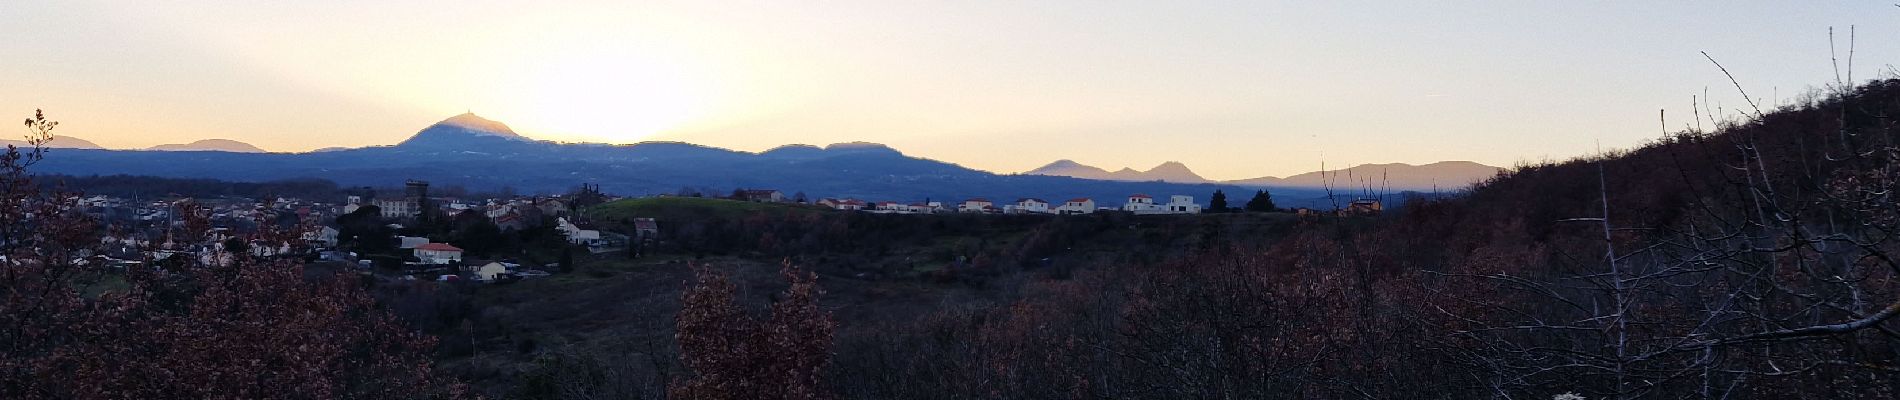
[487,48,720,143]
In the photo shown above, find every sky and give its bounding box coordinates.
[2,1,1896,180]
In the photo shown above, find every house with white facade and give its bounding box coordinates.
[414,243,464,265]
[834,199,866,211]
[959,198,995,213]
[1015,198,1051,214]
[304,226,340,247]
[875,202,913,213]
[1164,195,1202,214]
[1056,198,1096,215]
[815,198,866,211]
[472,261,512,281]
[374,198,417,219]
[1121,194,1201,215]
[1122,194,1161,213]
[557,217,602,245]
[910,202,945,214]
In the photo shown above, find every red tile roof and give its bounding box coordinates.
[1066,198,1092,203]
[1129,194,1152,199]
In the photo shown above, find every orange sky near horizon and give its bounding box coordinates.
[2,1,1896,180]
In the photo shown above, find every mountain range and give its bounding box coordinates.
[1,135,105,150]
[147,139,267,153]
[1025,159,1501,190]
[25,113,1499,207]
[29,114,1344,207]
[3,135,266,153]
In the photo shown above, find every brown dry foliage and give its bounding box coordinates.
[670,260,835,400]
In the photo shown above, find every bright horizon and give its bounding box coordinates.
[3,1,1896,180]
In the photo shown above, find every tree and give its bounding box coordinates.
[793,191,809,204]
[1244,189,1277,212]
[558,246,575,273]
[1208,189,1228,212]
[671,261,834,400]
[451,213,505,257]
[335,204,394,254]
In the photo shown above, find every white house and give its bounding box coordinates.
[836,199,866,211]
[1164,195,1202,214]
[1056,198,1096,215]
[472,261,511,281]
[906,201,944,214]
[816,198,866,211]
[959,198,994,213]
[1015,198,1051,214]
[557,217,602,244]
[304,226,340,247]
[414,243,464,265]
[374,198,418,219]
[875,202,912,213]
[1122,194,1162,214]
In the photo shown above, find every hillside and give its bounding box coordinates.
[1180,80,1900,397]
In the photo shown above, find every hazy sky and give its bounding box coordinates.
[2,1,1896,180]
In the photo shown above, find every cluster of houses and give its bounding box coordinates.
[744,188,1385,217]
[787,191,1207,215]
[84,194,346,227]
[74,178,645,285]
[348,240,551,283]
[76,180,1389,285]
[342,180,588,233]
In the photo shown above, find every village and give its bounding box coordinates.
[70,179,1382,287]
[807,192,1209,215]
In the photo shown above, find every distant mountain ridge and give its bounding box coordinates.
[31,113,1346,208]
[1,135,103,150]
[24,113,1492,207]
[147,139,267,153]
[1027,159,1501,190]
[1027,160,1211,183]
[1231,161,1501,190]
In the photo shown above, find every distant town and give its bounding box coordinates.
[74,177,1384,285]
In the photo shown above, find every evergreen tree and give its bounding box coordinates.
[558,246,576,273]
[1245,189,1278,212]
[1209,190,1229,212]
